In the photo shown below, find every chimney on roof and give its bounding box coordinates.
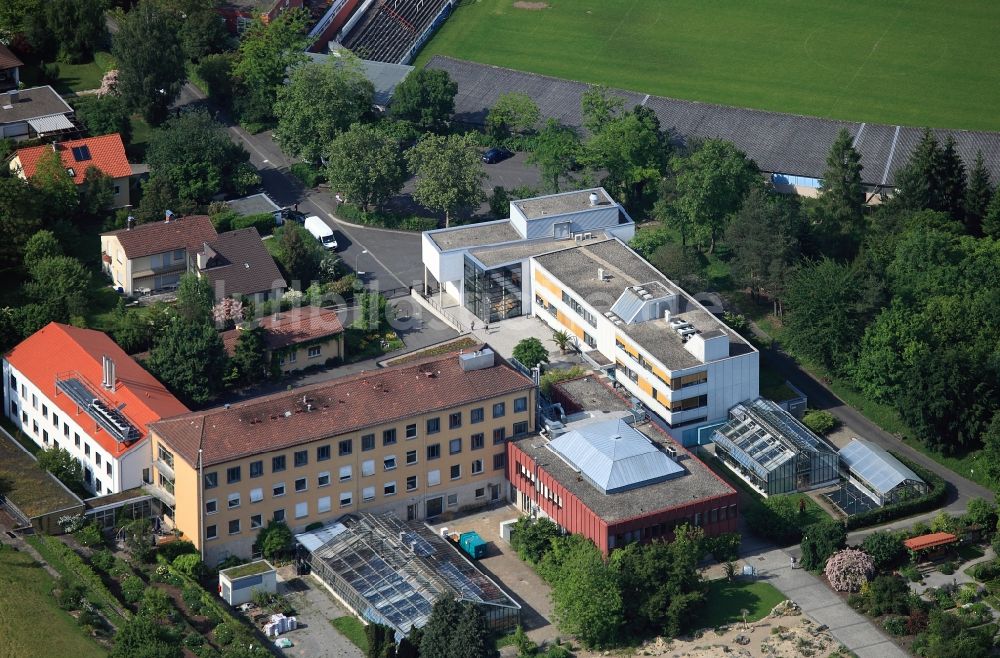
[101,355,116,390]
[126,215,134,231]
[589,192,599,206]
[51,142,57,152]
[7,90,18,104]
[164,210,174,223]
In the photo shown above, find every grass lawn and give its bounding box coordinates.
[416,0,1000,131]
[126,114,155,162]
[19,51,115,94]
[699,578,786,630]
[0,546,107,658]
[331,616,368,652]
[759,363,797,403]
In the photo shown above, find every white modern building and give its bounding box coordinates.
[2,323,189,497]
[421,189,758,444]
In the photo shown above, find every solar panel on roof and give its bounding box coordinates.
[71,145,91,162]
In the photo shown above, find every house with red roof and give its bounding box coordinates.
[220,306,345,374]
[3,323,189,498]
[10,133,136,208]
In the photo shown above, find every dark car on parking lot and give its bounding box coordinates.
[482,147,513,164]
[281,207,306,224]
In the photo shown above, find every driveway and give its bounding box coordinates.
[274,568,363,658]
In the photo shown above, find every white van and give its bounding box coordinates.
[304,216,337,250]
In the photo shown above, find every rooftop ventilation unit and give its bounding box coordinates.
[589,192,599,206]
[641,293,653,300]
[575,234,584,242]
[665,445,678,459]
[101,355,115,390]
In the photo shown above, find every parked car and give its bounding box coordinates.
[304,216,338,250]
[281,207,306,224]
[482,147,513,164]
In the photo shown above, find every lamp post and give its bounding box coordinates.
[355,249,368,276]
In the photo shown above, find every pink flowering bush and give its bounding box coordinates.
[825,547,875,592]
[213,297,244,327]
[97,70,119,97]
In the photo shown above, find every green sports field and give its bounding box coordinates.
[415,0,1000,131]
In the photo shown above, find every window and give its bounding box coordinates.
[471,459,484,475]
[106,463,112,477]
[406,475,418,491]
[7,373,14,390]
[384,481,396,496]
[492,402,506,418]
[447,493,458,508]
[561,290,596,326]
[42,404,47,418]
[173,248,185,262]
[450,464,461,480]
[250,460,263,478]
[63,424,69,438]
[670,394,708,413]
[493,427,506,444]
[308,345,321,358]
[362,459,375,476]
[449,412,462,429]
[272,455,286,472]
[383,455,397,471]
[362,486,375,502]
[295,502,308,519]
[227,466,241,484]
[204,472,217,489]
[250,514,263,529]
[317,445,331,461]
[475,487,486,499]
[228,493,240,509]
[250,487,263,503]
[84,442,90,456]
[287,352,297,363]
[426,417,440,434]
[471,407,484,424]
[273,509,285,522]
[340,492,352,507]
[52,413,59,428]
[405,424,417,439]
[318,471,330,487]
[74,433,80,448]
[362,434,375,451]
[294,450,308,467]
[493,453,506,471]
[338,439,352,456]
[382,428,397,446]
[514,397,528,413]
[583,331,596,348]
[273,482,286,497]
[228,519,241,535]
[32,394,37,409]
[206,499,217,514]
[406,450,417,465]
[95,453,101,467]
[513,421,529,437]
[427,444,440,460]
[206,525,217,540]
[84,468,92,484]
[427,470,440,487]
[471,433,485,450]
[449,438,462,455]
[295,477,307,492]
[339,465,352,481]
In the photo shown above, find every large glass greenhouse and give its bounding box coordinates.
[711,398,840,496]
[838,438,927,505]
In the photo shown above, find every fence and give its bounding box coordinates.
[412,289,465,333]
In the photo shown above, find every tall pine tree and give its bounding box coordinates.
[937,135,966,221]
[964,151,994,236]
[893,128,942,212]
[818,128,864,234]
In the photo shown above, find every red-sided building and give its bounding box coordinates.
[508,375,738,554]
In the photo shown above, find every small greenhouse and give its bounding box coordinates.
[838,438,927,506]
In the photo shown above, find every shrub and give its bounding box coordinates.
[57,579,86,610]
[173,553,207,579]
[121,575,145,604]
[861,531,905,570]
[90,548,115,572]
[182,585,204,613]
[956,583,979,605]
[74,523,104,548]
[78,608,102,629]
[744,495,809,546]
[706,532,741,562]
[213,621,238,646]
[882,616,907,636]
[511,517,561,564]
[971,559,1000,582]
[159,539,198,562]
[232,212,276,236]
[900,565,922,582]
[802,409,838,435]
[184,632,205,648]
[824,548,875,592]
[939,560,955,575]
[857,574,912,617]
[211,209,239,232]
[290,162,325,188]
[801,521,846,570]
[539,366,586,397]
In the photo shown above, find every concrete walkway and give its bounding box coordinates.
[744,545,909,658]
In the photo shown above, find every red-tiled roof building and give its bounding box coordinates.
[3,323,189,498]
[11,134,135,207]
[220,306,345,373]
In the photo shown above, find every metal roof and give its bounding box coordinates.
[547,418,684,494]
[27,113,75,133]
[839,438,924,496]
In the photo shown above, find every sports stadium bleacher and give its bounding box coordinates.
[342,0,453,64]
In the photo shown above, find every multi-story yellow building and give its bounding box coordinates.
[148,346,534,563]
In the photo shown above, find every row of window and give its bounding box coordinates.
[202,422,529,489]
[515,462,564,509]
[276,345,323,366]
[12,401,114,490]
[610,504,738,548]
[561,290,596,327]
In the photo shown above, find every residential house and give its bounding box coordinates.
[0,86,76,141]
[11,133,135,207]
[226,192,283,226]
[2,323,189,497]
[147,346,534,563]
[221,306,345,374]
[0,43,23,91]
[195,228,287,303]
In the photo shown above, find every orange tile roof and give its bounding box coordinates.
[220,306,345,355]
[4,323,189,458]
[15,133,132,184]
[903,532,958,551]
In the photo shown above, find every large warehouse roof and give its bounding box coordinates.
[839,438,924,496]
[426,56,1000,190]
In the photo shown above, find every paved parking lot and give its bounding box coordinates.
[429,505,557,643]
[271,567,363,658]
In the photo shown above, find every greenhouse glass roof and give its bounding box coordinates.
[838,438,923,495]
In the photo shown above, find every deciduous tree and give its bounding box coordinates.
[512,337,549,368]
[527,119,581,193]
[37,446,86,495]
[406,134,487,227]
[174,272,215,325]
[0,177,43,272]
[179,6,230,62]
[146,317,228,404]
[75,95,132,145]
[486,91,540,138]
[25,256,91,323]
[112,0,186,124]
[275,223,323,287]
[584,106,668,207]
[325,124,406,211]
[580,85,624,135]
[38,0,108,64]
[23,230,63,274]
[29,148,79,219]
[391,68,457,132]
[229,325,271,386]
[275,57,374,163]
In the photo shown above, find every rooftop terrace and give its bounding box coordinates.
[0,428,83,519]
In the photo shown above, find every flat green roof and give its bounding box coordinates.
[221,560,274,579]
[0,430,83,519]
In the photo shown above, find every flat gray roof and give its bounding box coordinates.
[514,189,611,219]
[469,231,609,267]
[0,86,73,124]
[534,239,752,371]
[427,221,521,251]
[519,376,734,522]
[427,55,1000,189]
[227,193,280,217]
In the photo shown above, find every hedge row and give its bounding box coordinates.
[335,202,438,232]
[843,452,947,530]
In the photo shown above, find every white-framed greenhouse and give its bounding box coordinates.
[711,398,840,496]
[296,513,520,639]
[838,438,927,506]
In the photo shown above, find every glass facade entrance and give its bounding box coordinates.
[464,256,523,323]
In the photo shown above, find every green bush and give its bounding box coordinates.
[744,496,806,546]
[74,523,104,548]
[861,531,905,570]
[939,560,955,575]
[290,163,326,188]
[799,520,846,570]
[121,575,145,604]
[539,366,586,396]
[882,616,907,636]
[78,608,102,629]
[802,409,838,435]
[184,632,205,648]
[706,532,741,562]
[210,209,239,232]
[232,211,276,236]
[971,559,1000,582]
[57,578,86,610]
[28,535,126,625]
[844,454,947,530]
[90,548,115,572]
[335,202,438,231]
[182,585,204,613]
[159,540,198,562]
[900,565,922,582]
[213,621,238,646]
[173,553,207,579]
[511,517,561,565]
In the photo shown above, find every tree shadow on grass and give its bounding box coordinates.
[701,581,769,628]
